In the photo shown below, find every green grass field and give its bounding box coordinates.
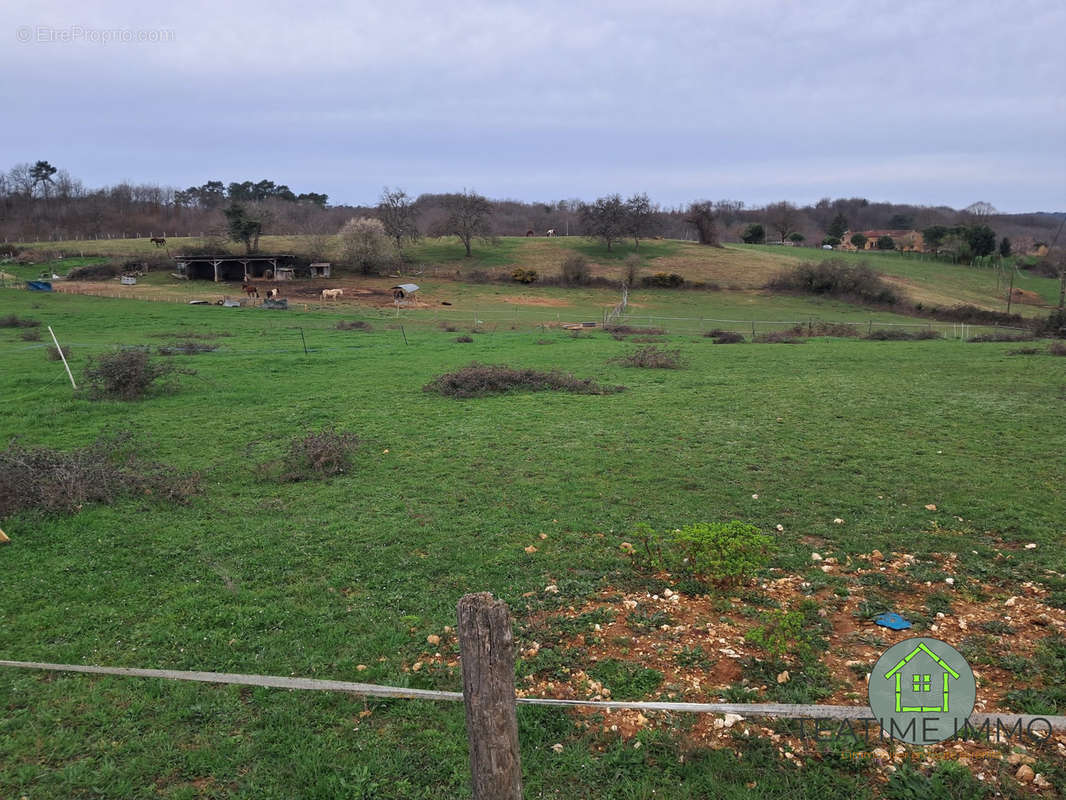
[2,286,1065,798]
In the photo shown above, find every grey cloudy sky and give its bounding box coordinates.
[4,0,1064,211]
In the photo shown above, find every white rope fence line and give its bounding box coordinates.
[3,659,1064,730]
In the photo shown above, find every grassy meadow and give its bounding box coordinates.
[15,233,1061,317]
[2,243,1066,798]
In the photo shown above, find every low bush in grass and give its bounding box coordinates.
[967,331,1034,343]
[921,303,1024,326]
[1051,341,1066,356]
[712,332,746,345]
[455,335,474,343]
[46,344,71,361]
[424,363,623,398]
[799,321,861,338]
[66,261,123,280]
[629,521,772,589]
[336,320,372,331]
[156,340,218,356]
[83,348,193,400]
[610,344,685,368]
[753,330,805,344]
[1033,308,1066,338]
[0,433,200,516]
[707,330,745,344]
[641,272,685,288]
[511,268,538,284]
[603,324,666,340]
[560,254,591,286]
[766,260,903,305]
[19,329,41,341]
[0,314,41,328]
[280,428,360,482]
[864,328,941,341]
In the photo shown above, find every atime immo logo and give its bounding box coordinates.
[868,637,977,744]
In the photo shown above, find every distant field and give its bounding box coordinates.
[1,289,1064,798]
[15,235,1061,318]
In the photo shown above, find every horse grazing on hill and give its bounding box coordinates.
[242,283,259,298]
[150,237,166,247]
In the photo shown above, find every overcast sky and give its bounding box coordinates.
[4,0,1064,212]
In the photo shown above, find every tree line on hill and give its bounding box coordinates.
[1,161,1062,265]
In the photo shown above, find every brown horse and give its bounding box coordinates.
[526,229,534,237]
[242,283,259,298]
[150,236,166,247]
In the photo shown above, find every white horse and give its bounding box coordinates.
[546,229,555,237]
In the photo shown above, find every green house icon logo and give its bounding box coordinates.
[882,641,960,713]
[868,637,977,744]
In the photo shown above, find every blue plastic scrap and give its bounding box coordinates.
[874,612,911,630]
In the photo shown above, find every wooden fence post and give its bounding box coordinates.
[457,592,522,800]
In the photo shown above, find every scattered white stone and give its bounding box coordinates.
[775,524,784,532]
[622,599,638,609]
[545,584,559,594]
[777,670,790,684]
[663,588,674,598]
[945,577,955,585]
[811,553,823,562]
[752,494,759,499]
[714,713,744,729]
[551,743,564,753]
[1005,596,1019,607]
[1025,543,1037,550]
[833,518,844,524]
[426,634,441,646]
[1016,764,1035,783]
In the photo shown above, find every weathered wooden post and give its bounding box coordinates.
[457,592,522,800]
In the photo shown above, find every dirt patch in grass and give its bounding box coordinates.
[424,363,624,398]
[406,546,1066,790]
[497,295,572,307]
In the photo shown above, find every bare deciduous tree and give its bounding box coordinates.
[437,190,493,257]
[377,187,420,250]
[625,192,659,248]
[766,201,799,243]
[684,201,720,246]
[580,194,628,251]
